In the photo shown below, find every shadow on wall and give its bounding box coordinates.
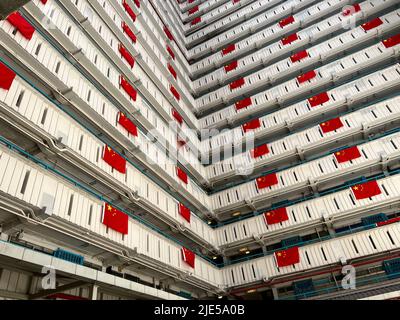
[0,0,30,20]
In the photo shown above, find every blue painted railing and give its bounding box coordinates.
[279,269,400,300]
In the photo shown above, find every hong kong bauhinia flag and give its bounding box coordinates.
[102,203,129,234]
[275,247,300,267]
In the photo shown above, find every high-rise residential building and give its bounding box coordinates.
[0,0,399,301]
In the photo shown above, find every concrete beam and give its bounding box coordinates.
[0,0,30,19]
[29,280,88,300]
[1,217,23,233]
[0,289,29,300]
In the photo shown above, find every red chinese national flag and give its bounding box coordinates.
[168,63,177,79]
[176,167,188,184]
[191,17,202,26]
[290,50,308,63]
[123,0,137,22]
[319,117,343,133]
[164,27,174,41]
[275,247,300,267]
[188,5,199,15]
[281,33,298,45]
[119,44,135,68]
[0,62,16,90]
[256,173,278,189]
[118,112,138,137]
[172,108,183,125]
[178,203,191,223]
[167,45,175,60]
[334,146,361,163]
[170,85,180,101]
[103,145,127,174]
[361,18,383,31]
[351,180,381,200]
[242,118,261,133]
[177,137,187,149]
[297,70,316,84]
[122,22,137,43]
[222,44,236,56]
[343,3,361,16]
[251,144,269,158]
[103,203,129,234]
[382,34,400,48]
[120,76,137,101]
[264,207,288,225]
[308,92,330,107]
[224,60,238,73]
[229,78,245,90]
[181,247,195,268]
[279,16,295,28]
[235,97,252,110]
[7,12,35,40]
